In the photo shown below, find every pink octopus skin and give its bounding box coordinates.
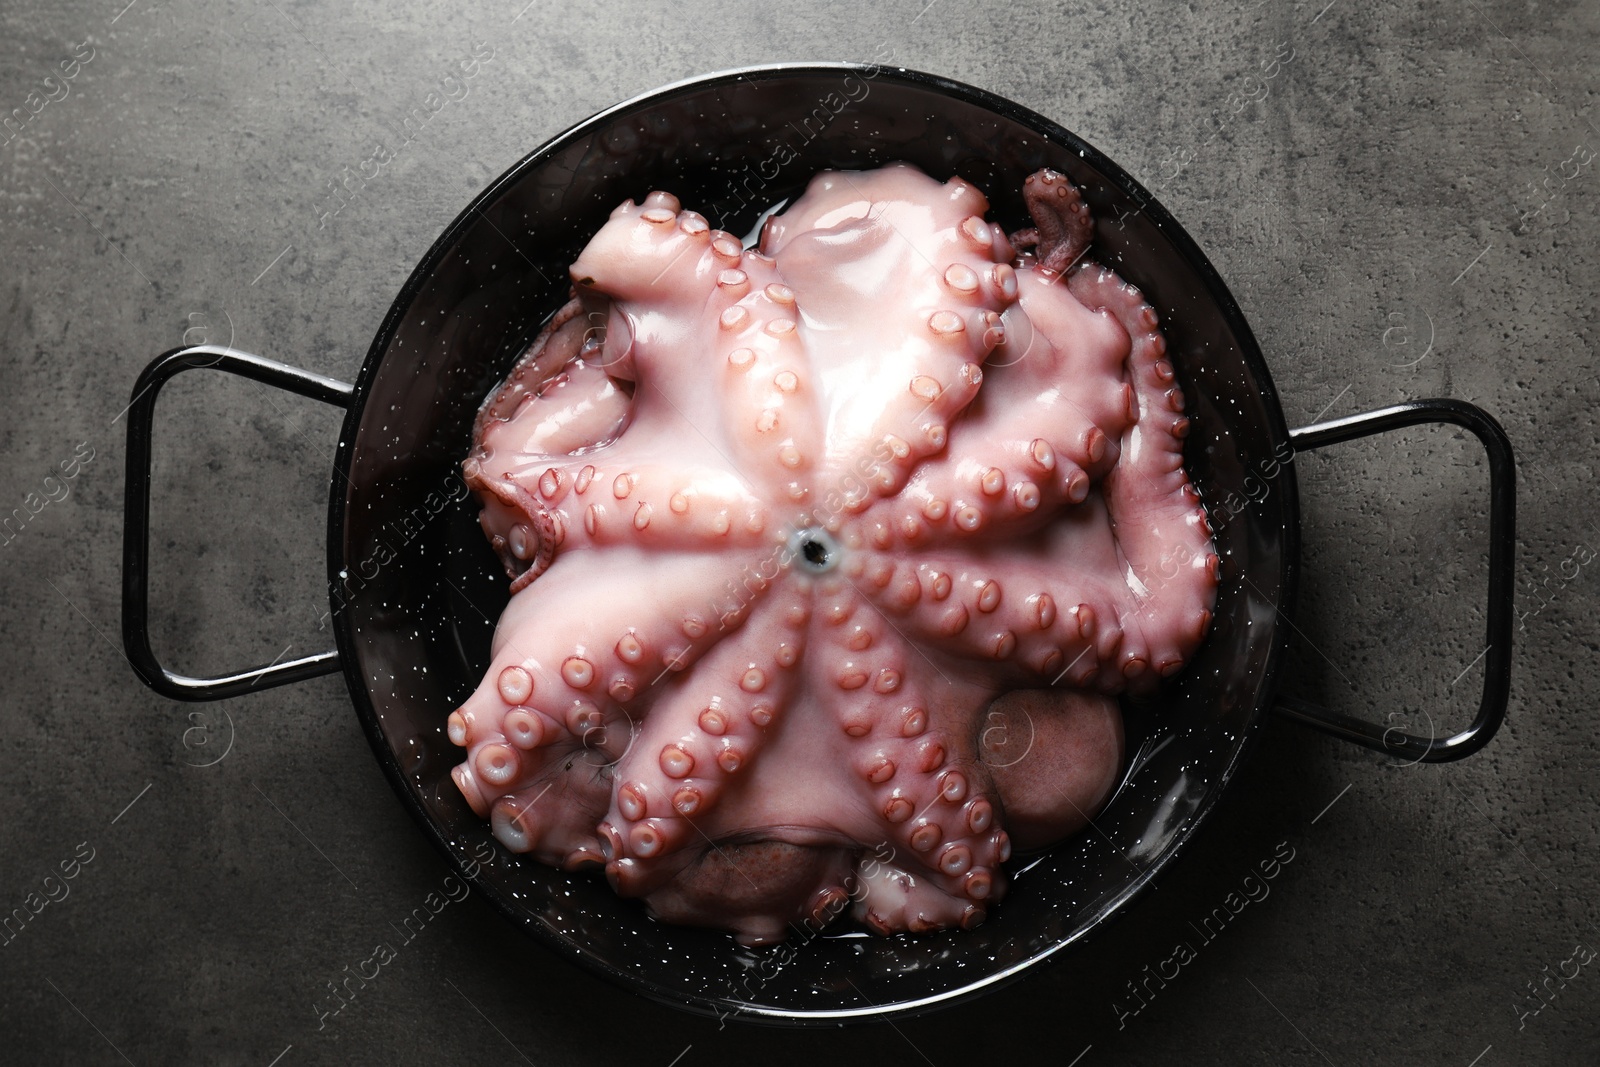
[452,163,1219,945]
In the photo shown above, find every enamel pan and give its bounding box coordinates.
[121,65,1515,1024]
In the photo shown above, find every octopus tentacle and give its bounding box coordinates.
[760,166,1017,504]
[712,254,826,504]
[449,549,770,856]
[850,526,1124,691]
[1007,226,1040,258]
[598,623,802,895]
[472,296,591,442]
[799,590,1008,907]
[1068,264,1215,680]
[468,475,562,591]
[857,259,1141,550]
[1016,167,1095,274]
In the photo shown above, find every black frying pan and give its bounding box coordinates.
[120,64,1515,1024]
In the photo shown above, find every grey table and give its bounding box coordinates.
[2,1,1595,1063]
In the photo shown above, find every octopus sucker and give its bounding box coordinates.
[452,162,1217,941]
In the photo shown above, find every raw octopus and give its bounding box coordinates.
[451,163,1218,945]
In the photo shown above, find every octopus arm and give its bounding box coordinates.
[448,547,768,866]
[1013,167,1095,274]
[764,166,1017,501]
[851,508,1130,692]
[595,597,806,896]
[798,580,1010,913]
[1068,264,1217,678]
[865,270,1139,547]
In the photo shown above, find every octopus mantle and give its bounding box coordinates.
[451,164,1218,944]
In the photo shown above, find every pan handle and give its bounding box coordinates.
[122,345,353,701]
[1271,399,1515,763]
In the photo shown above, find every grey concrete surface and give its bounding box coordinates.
[1,0,1596,1063]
